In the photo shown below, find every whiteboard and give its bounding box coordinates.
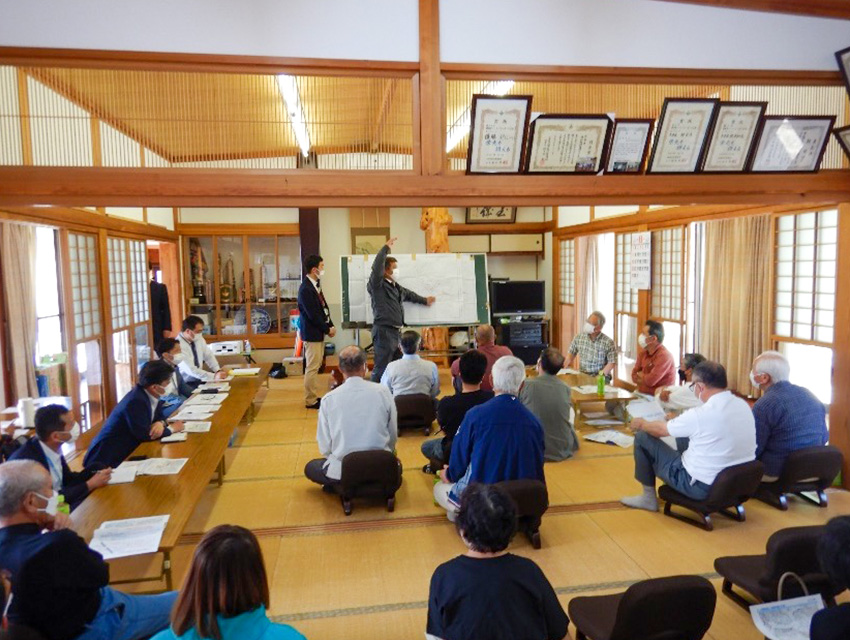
[341,253,489,326]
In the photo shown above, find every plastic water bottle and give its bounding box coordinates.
[597,372,605,397]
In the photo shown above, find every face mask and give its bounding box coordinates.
[61,422,81,444]
[34,492,59,517]
[638,334,648,349]
[171,353,184,366]
[185,330,197,342]
[677,369,687,383]
[392,268,399,280]
[583,322,595,334]
[318,269,325,278]
[749,371,761,389]
[151,384,167,398]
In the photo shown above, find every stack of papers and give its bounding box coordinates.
[584,430,635,448]
[573,385,619,395]
[112,458,189,478]
[584,418,625,427]
[627,399,667,422]
[160,432,188,443]
[108,464,139,485]
[89,515,169,560]
[183,421,212,433]
[183,393,228,407]
[229,367,261,376]
[169,407,214,421]
[197,382,231,392]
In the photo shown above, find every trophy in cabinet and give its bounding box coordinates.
[189,238,209,303]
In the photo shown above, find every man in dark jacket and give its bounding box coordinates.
[0,460,176,640]
[367,237,434,382]
[83,360,185,469]
[297,255,336,409]
[9,405,111,511]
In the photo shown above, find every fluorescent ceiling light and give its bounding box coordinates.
[446,80,515,153]
[276,74,311,158]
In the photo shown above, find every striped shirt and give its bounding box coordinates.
[568,332,617,375]
[753,381,828,478]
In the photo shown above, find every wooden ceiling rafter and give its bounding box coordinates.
[650,0,850,20]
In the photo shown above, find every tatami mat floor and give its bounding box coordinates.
[114,370,849,639]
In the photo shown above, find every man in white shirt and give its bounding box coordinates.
[177,315,228,387]
[381,330,440,401]
[656,353,706,414]
[621,361,756,512]
[304,345,399,489]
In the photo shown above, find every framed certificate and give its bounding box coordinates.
[604,119,653,174]
[749,116,836,173]
[836,46,850,96]
[701,102,766,173]
[525,114,613,174]
[466,95,533,174]
[647,99,718,173]
[833,125,850,162]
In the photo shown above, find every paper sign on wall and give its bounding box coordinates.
[630,232,652,290]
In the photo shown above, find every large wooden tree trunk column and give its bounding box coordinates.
[420,207,452,365]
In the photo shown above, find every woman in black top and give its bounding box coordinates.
[811,516,850,640]
[427,483,569,640]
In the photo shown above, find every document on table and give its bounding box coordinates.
[169,408,214,421]
[750,594,824,640]
[573,385,619,395]
[160,432,188,443]
[197,382,230,392]
[183,393,228,406]
[229,367,261,376]
[626,399,667,422]
[557,368,582,375]
[89,515,169,560]
[138,458,189,475]
[583,411,610,420]
[108,463,139,485]
[183,421,212,433]
[584,419,625,427]
[584,430,634,448]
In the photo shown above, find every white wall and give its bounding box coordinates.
[558,206,591,227]
[441,0,849,70]
[179,208,300,224]
[0,0,419,61]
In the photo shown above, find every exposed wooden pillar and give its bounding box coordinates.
[299,208,320,264]
[418,0,443,176]
[16,69,33,166]
[829,203,850,489]
[96,229,117,411]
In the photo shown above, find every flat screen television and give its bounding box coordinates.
[490,280,545,316]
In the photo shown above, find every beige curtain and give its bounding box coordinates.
[700,214,772,393]
[0,222,39,400]
[576,234,598,326]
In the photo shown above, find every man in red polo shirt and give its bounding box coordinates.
[632,319,676,395]
[450,324,512,393]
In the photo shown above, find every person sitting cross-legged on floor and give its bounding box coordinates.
[304,345,398,490]
[151,525,306,640]
[381,330,440,401]
[426,483,568,640]
[520,347,579,462]
[421,349,494,474]
[434,356,544,521]
[0,460,177,640]
[621,361,756,512]
[750,350,828,482]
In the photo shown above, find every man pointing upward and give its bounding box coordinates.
[368,237,435,382]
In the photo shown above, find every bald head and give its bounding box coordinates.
[0,461,51,520]
[475,324,495,346]
[338,345,367,378]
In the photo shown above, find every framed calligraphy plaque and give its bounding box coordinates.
[525,114,613,174]
[647,98,718,173]
[701,102,766,173]
[466,206,517,224]
[604,119,654,174]
[836,46,850,97]
[749,116,836,173]
[466,95,533,174]
[834,125,850,162]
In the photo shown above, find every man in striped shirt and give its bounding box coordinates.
[751,351,828,481]
[565,311,617,377]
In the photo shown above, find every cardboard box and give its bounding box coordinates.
[283,357,304,376]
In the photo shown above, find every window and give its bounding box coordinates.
[34,226,64,360]
[651,226,687,364]
[559,239,575,305]
[614,232,638,381]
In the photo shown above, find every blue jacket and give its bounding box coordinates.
[9,437,95,511]
[151,606,306,640]
[447,394,545,488]
[84,385,170,469]
[297,278,333,343]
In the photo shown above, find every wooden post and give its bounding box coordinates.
[418,0,443,176]
[829,203,850,489]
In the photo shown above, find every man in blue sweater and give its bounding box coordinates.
[434,355,545,521]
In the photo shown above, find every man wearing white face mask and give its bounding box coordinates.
[367,237,435,383]
[632,320,676,395]
[0,461,177,640]
[155,338,194,417]
[9,405,111,512]
[565,311,617,377]
[177,315,228,388]
[298,254,336,409]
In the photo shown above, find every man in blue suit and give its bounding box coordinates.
[297,254,336,409]
[155,338,194,418]
[83,360,185,469]
[9,405,111,511]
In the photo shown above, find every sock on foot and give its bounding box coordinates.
[620,486,659,512]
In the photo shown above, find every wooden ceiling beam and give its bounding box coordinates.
[1,167,848,208]
[370,78,398,152]
[649,0,850,20]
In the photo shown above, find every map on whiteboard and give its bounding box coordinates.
[345,253,484,326]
